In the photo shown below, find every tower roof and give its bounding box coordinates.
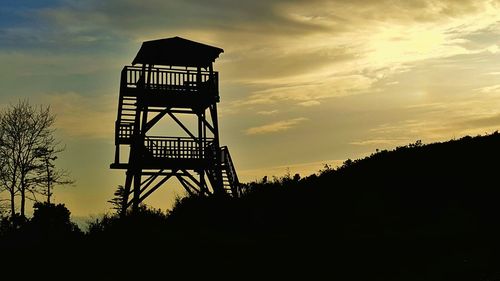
[132,36,224,68]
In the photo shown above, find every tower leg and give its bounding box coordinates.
[132,171,142,211]
[199,170,207,194]
[114,145,120,164]
[121,171,133,216]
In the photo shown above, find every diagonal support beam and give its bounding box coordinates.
[140,173,158,187]
[124,171,172,209]
[176,175,198,196]
[180,169,211,194]
[139,169,164,194]
[201,117,215,135]
[144,109,169,133]
[138,173,175,204]
[168,112,196,140]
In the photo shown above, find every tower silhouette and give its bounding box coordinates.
[110,37,240,213]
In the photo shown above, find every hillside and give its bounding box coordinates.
[2,133,500,278]
[163,132,500,278]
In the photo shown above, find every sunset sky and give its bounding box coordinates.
[2,0,500,218]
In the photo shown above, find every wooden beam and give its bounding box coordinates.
[140,173,158,186]
[167,112,197,140]
[180,169,201,186]
[170,109,195,114]
[180,175,201,193]
[138,173,175,203]
[132,171,142,211]
[139,169,164,195]
[147,108,194,114]
[176,175,197,196]
[201,116,215,135]
[144,110,169,133]
[142,171,182,176]
[181,169,211,194]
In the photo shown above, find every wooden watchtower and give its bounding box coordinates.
[110,37,240,213]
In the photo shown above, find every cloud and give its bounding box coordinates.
[456,113,500,129]
[240,74,376,106]
[487,44,499,54]
[257,110,279,115]
[225,1,500,107]
[245,117,308,135]
[298,100,321,107]
[476,84,500,93]
[349,138,410,146]
[484,72,500,75]
[364,92,500,145]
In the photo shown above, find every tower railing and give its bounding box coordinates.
[144,136,214,159]
[121,66,218,95]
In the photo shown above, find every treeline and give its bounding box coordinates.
[0,202,82,248]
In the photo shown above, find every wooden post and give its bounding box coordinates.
[121,171,133,216]
[197,66,202,93]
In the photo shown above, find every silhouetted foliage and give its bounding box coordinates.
[0,202,81,249]
[107,185,126,214]
[29,202,82,240]
[3,132,500,279]
[88,204,168,237]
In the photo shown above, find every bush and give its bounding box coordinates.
[0,202,82,248]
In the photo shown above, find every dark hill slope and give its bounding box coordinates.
[164,133,500,279]
[170,133,500,230]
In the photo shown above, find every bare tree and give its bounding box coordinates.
[33,145,74,204]
[0,100,57,218]
[0,106,22,216]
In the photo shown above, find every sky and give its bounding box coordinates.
[2,0,500,218]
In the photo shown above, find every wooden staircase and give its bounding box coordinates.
[115,93,137,144]
[220,146,240,197]
[206,145,240,197]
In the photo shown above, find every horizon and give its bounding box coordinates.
[2,0,500,217]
